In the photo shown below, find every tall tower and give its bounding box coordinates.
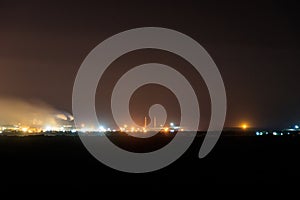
[144,117,147,128]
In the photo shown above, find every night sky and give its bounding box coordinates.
[1,0,300,129]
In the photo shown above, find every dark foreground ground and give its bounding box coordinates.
[0,132,299,185]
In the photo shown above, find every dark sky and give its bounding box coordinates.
[0,0,300,129]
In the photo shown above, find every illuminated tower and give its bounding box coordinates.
[144,117,147,128]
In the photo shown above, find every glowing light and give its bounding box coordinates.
[241,123,248,130]
[164,127,169,132]
[99,126,106,132]
[295,125,299,129]
[71,129,77,133]
[44,126,52,132]
[0,131,2,134]
[256,132,260,136]
[170,123,174,127]
[21,127,28,132]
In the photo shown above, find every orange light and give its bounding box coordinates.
[242,124,248,130]
[164,127,169,132]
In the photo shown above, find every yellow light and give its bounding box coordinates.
[164,127,169,132]
[242,124,248,130]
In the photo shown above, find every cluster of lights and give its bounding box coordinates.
[0,125,43,134]
[0,124,78,134]
[42,124,113,133]
[0,121,186,135]
[117,122,183,134]
[256,124,300,136]
[162,123,182,133]
[119,125,147,133]
[256,131,291,136]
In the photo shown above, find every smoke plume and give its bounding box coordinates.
[0,97,72,127]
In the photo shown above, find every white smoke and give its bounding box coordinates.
[0,97,73,127]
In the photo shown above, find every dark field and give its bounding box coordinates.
[0,132,299,185]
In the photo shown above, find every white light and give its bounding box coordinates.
[273,132,277,136]
[22,127,28,132]
[256,132,260,136]
[99,126,106,132]
[170,123,174,127]
[71,129,77,133]
[0,131,2,134]
[295,125,299,129]
[45,126,52,131]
